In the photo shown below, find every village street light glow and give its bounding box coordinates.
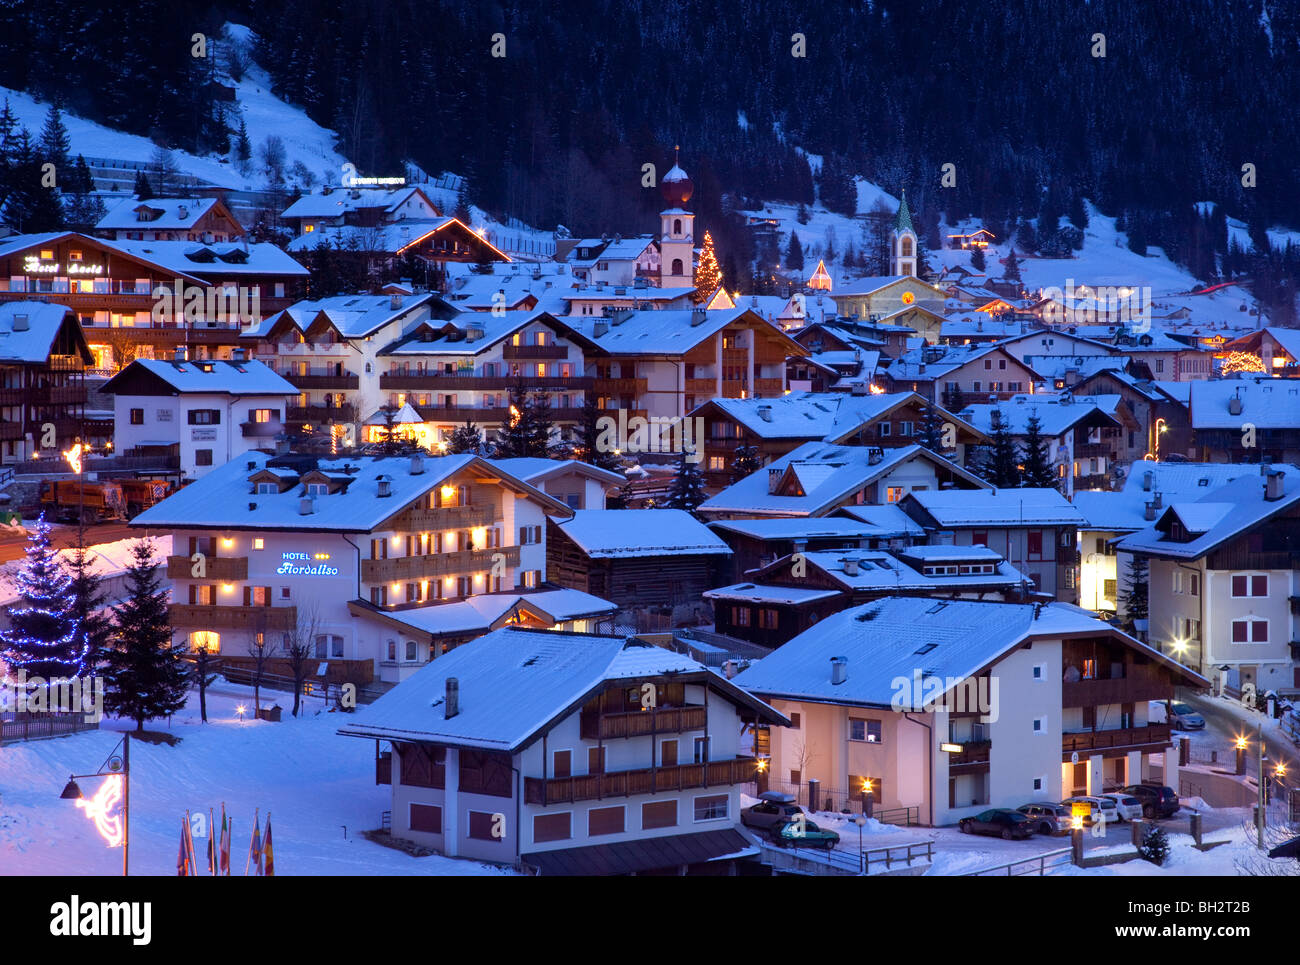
[1236,735,1248,751]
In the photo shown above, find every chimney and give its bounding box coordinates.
[830,656,848,686]
[767,467,782,494]
[231,346,246,362]
[445,677,460,719]
[1142,470,1153,491]
[593,320,609,338]
[691,308,707,327]
[1260,461,1271,477]
[390,292,403,311]
[174,345,188,362]
[298,497,314,515]
[842,558,860,577]
[1144,500,1157,521]
[1152,491,1163,510]
[409,454,425,475]
[1266,469,1285,501]
[377,475,393,497]
[757,405,773,423]
[12,313,28,332]
[722,659,739,680]
[867,446,884,465]
[466,325,485,342]
[610,308,632,326]
[1228,393,1243,416]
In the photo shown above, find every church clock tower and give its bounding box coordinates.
[659,147,695,286]
[890,189,918,278]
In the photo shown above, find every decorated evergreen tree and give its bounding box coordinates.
[528,391,557,458]
[730,444,762,483]
[665,449,708,515]
[446,419,483,454]
[693,229,722,302]
[785,231,805,272]
[495,377,538,457]
[987,410,1021,488]
[575,396,621,471]
[1020,412,1057,489]
[0,515,85,679]
[103,540,190,732]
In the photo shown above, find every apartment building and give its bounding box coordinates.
[0,301,94,465]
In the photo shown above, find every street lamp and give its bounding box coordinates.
[1154,418,1167,461]
[60,735,130,875]
[854,814,866,871]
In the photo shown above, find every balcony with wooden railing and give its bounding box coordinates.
[580,705,708,741]
[415,405,584,423]
[502,344,569,360]
[240,420,284,438]
[166,555,248,581]
[1062,673,1170,707]
[382,373,593,392]
[593,377,647,396]
[524,756,759,805]
[1060,723,1170,758]
[286,404,355,424]
[686,377,717,395]
[285,372,359,390]
[168,603,298,632]
[947,740,991,772]
[360,545,520,583]
[754,378,784,396]
[399,504,499,530]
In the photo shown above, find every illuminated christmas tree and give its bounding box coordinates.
[0,514,86,679]
[693,230,722,303]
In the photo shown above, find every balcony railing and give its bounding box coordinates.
[285,373,359,390]
[593,377,647,396]
[1074,443,1111,458]
[1060,723,1170,756]
[948,740,991,768]
[685,377,717,395]
[286,404,355,424]
[381,374,593,391]
[1062,675,1170,707]
[401,504,499,530]
[166,556,249,581]
[579,705,708,741]
[360,545,520,583]
[754,378,784,396]
[414,405,584,423]
[168,603,298,632]
[524,756,759,805]
[502,344,569,360]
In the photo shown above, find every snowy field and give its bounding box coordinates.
[0,681,514,876]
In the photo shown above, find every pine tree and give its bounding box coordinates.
[693,230,722,302]
[796,203,810,225]
[446,419,483,454]
[1020,412,1057,488]
[575,396,622,471]
[1122,554,1150,627]
[104,540,190,732]
[0,515,85,680]
[38,104,70,172]
[1003,247,1022,283]
[917,404,945,453]
[495,377,534,458]
[665,449,708,515]
[941,383,966,412]
[988,411,1021,488]
[133,169,153,200]
[785,231,805,272]
[66,527,111,677]
[528,391,556,457]
[1068,193,1089,232]
[1139,824,1169,866]
[970,245,986,272]
[730,445,762,483]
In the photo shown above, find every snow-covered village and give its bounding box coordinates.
[0,0,1298,936]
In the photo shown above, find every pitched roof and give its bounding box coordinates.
[101,357,296,396]
[489,457,625,488]
[707,517,894,542]
[567,308,802,357]
[1190,377,1300,430]
[958,395,1120,437]
[338,627,783,750]
[354,587,617,640]
[904,487,1088,526]
[552,509,732,558]
[96,196,226,231]
[0,302,91,364]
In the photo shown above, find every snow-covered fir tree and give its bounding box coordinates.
[0,514,86,679]
[665,450,708,514]
[1020,412,1057,489]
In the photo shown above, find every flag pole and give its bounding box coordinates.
[209,807,216,875]
[245,807,258,876]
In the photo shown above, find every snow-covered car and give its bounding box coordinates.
[1168,701,1205,730]
[1061,796,1118,825]
[1097,793,1143,822]
[741,792,805,831]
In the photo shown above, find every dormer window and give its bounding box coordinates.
[306,482,328,496]
[256,482,278,494]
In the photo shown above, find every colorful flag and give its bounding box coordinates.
[177,817,189,876]
[248,811,262,876]
[262,815,274,877]
[184,810,199,877]
[219,805,231,876]
[207,808,217,875]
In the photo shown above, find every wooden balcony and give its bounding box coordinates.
[360,545,520,583]
[1061,723,1170,758]
[754,378,784,396]
[579,705,708,741]
[399,504,499,530]
[593,377,647,396]
[524,757,759,805]
[1074,443,1111,458]
[502,344,569,360]
[285,373,359,390]
[168,603,298,632]
[686,377,717,395]
[166,555,248,580]
[0,422,24,440]
[947,740,991,771]
[381,374,593,391]
[415,405,584,423]
[286,404,355,424]
[1062,675,1170,707]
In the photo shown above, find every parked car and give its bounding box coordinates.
[742,792,805,831]
[769,818,840,849]
[1169,701,1206,730]
[1017,802,1072,835]
[1098,792,1144,822]
[1124,784,1180,819]
[1061,796,1119,825]
[958,809,1034,840]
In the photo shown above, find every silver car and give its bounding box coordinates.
[1098,793,1143,822]
[742,792,806,831]
[1061,796,1119,825]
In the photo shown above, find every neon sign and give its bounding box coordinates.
[277,551,339,576]
[76,775,125,847]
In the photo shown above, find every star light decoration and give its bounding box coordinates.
[75,774,125,847]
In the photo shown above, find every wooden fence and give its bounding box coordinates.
[0,712,97,743]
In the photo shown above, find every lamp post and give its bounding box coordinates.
[1154,419,1167,461]
[854,814,866,873]
[60,734,130,876]
[1257,722,1266,849]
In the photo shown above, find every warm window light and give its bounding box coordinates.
[221,583,234,593]
[441,485,456,501]
[861,778,873,794]
[221,538,234,548]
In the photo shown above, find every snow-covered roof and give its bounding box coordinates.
[733,597,1204,707]
[338,627,782,750]
[703,583,841,605]
[746,547,1026,593]
[829,276,910,298]
[108,239,308,277]
[1116,466,1300,560]
[281,186,439,220]
[489,457,624,487]
[958,394,1120,437]
[363,402,424,425]
[707,517,890,542]
[132,450,567,532]
[884,343,1011,381]
[698,443,987,518]
[1019,354,1128,381]
[830,504,927,536]
[245,293,438,339]
[101,357,296,396]
[284,219,458,254]
[0,302,86,363]
[696,391,916,441]
[1190,377,1300,430]
[566,307,796,356]
[362,588,617,639]
[904,487,1087,527]
[552,509,732,558]
[96,196,225,231]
